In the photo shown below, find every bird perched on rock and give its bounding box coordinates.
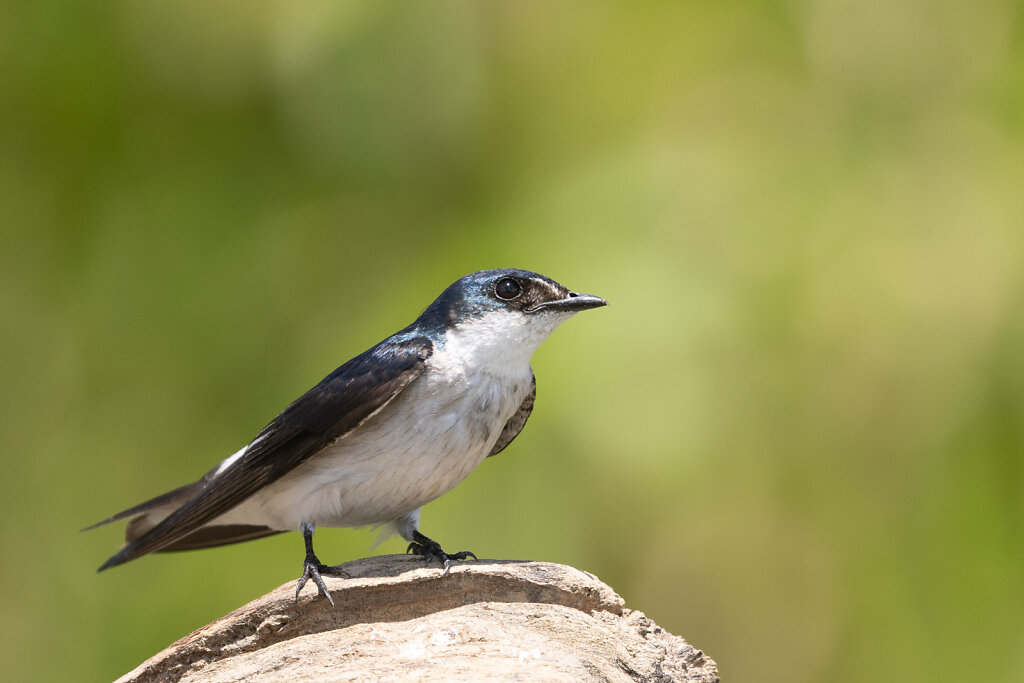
[88,269,607,604]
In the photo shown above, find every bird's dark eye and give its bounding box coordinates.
[494,277,522,301]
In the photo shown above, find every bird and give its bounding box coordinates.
[87,269,607,604]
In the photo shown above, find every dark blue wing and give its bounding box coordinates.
[99,336,433,569]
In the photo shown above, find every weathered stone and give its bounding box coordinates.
[118,556,718,682]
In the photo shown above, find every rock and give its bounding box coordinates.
[117,556,718,682]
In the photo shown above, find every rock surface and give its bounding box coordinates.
[117,555,718,682]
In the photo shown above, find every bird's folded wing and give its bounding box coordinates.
[99,336,433,570]
[488,373,536,457]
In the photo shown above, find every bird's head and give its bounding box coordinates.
[414,269,607,365]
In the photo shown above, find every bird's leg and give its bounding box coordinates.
[406,529,477,576]
[295,522,335,606]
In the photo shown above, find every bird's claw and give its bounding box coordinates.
[295,560,335,606]
[407,539,477,576]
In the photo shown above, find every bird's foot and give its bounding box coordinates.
[295,555,338,606]
[407,533,477,576]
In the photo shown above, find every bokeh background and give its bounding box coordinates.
[3,1,1023,681]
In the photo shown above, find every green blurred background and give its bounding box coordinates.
[3,1,1023,681]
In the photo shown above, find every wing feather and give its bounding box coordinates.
[98,337,432,570]
[487,374,536,457]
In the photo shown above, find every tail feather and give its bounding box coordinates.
[88,480,207,572]
[89,479,286,571]
[82,480,203,532]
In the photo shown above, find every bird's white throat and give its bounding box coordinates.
[432,309,574,380]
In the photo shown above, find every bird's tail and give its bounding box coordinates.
[86,479,284,570]
[84,480,203,570]
[82,480,202,534]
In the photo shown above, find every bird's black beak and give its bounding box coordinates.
[527,292,608,313]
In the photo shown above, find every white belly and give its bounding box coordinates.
[214,362,533,532]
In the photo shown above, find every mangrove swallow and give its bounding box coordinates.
[87,269,607,604]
